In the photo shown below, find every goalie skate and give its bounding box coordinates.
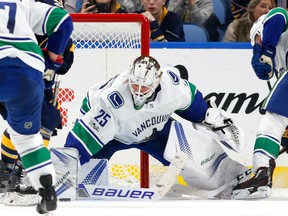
[231,159,275,200]
[231,186,270,200]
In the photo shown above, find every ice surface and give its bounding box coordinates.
[1,188,288,216]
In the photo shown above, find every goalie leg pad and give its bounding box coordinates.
[164,121,247,191]
[50,147,79,201]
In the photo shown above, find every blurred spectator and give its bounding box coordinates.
[137,0,185,42]
[230,0,250,19]
[65,0,126,13]
[64,0,78,12]
[166,0,221,41]
[224,0,275,42]
[117,0,143,12]
[166,0,212,25]
[222,0,235,26]
[230,0,284,19]
[275,0,287,8]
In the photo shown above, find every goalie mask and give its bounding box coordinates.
[129,56,162,107]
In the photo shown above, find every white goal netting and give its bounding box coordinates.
[56,14,166,188]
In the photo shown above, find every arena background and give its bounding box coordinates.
[1,42,287,187]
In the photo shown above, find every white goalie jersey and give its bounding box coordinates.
[76,68,194,146]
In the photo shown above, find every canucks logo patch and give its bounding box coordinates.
[108,91,124,108]
[167,70,180,85]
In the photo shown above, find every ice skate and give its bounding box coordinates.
[36,174,57,214]
[4,184,38,206]
[3,162,38,206]
[0,160,8,202]
[231,159,275,199]
[0,160,22,202]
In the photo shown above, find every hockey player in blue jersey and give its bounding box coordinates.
[0,0,75,208]
[0,0,73,213]
[232,7,288,199]
[0,0,74,175]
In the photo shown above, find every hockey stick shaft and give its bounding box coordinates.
[52,74,61,107]
[267,80,272,91]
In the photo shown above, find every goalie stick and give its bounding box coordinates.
[77,152,188,201]
[171,147,286,199]
[152,151,188,199]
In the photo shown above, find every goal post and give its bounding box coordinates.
[70,13,150,56]
[67,13,153,188]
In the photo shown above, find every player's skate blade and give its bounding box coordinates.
[231,186,270,200]
[36,174,57,214]
[4,191,38,206]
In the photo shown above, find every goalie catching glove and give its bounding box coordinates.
[203,105,244,153]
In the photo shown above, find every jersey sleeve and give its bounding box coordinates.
[30,1,73,55]
[161,67,207,121]
[65,80,119,165]
[75,99,115,148]
[262,7,288,51]
[29,2,70,36]
[176,80,208,123]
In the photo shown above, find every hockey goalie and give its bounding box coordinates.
[59,56,249,200]
[0,56,248,203]
[59,115,247,201]
[0,115,247,204]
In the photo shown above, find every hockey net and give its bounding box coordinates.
[59,14,166,188]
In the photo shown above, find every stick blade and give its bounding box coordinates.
[152,152,188,199]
